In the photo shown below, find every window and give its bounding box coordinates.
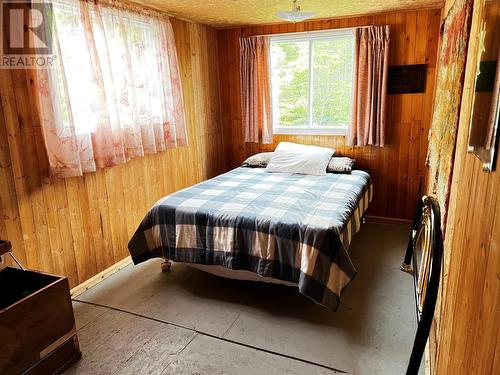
[270,30,354,135]
[49,3,173,136]
[35,0,187,178]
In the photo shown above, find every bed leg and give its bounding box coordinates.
[400,236,414,274]
[161,260,172,272]
[400,262,413,274]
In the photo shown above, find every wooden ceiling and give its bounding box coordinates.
[129,0,443,27]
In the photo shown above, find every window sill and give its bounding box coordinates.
[273,127,347,136]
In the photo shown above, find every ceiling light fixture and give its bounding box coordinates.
[276,0,315,23]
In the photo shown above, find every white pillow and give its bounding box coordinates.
[266,142,335,176]
[274,142,335,155]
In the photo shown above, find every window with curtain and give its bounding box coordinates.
[36,0,188,178]
[269,30,355,135]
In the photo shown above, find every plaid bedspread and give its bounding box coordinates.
[128,167,372,311]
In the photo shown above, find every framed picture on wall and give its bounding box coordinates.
[387,64,427,94]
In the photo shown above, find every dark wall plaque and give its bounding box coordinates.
[387,64,427,94]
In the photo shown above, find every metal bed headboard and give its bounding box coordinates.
[400,196,443,375]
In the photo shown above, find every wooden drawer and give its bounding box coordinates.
[24,336,81,375]
[0,267,81,374]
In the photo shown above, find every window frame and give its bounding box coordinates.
[269,29,355,136]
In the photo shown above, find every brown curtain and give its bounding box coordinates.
[348,25,390,147]
[240,36,273,144]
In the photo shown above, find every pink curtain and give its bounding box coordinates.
[240,36,273,144]
[348,25,390,147]
[35,0,187,178]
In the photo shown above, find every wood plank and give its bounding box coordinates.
[430,0,500,374]
[0,81,27,266]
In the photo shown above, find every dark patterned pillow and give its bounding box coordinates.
[326,157,355,173]
[242,152,274,168]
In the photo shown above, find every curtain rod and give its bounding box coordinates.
[249,24,385,38]
[91,0,172,19]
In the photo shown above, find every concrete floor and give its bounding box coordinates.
[67,223,418,375]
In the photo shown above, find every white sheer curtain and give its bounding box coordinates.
[36,0,187,178]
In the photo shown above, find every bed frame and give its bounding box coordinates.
[400,196,443,375]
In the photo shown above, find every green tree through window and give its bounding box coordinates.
[270,31,354,133]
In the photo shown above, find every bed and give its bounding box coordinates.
[128,166,372,311]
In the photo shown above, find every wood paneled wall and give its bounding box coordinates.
[217,9,442,220]
[430,0,500,373]
[0,18,225,288]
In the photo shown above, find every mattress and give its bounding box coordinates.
[129,167,372,310]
